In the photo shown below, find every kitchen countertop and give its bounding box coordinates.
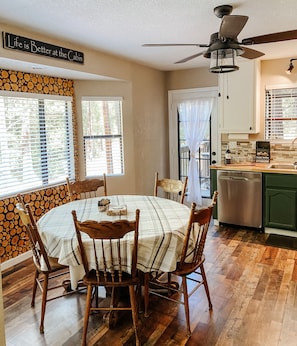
[210,163,297,174]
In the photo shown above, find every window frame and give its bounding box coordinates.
[81,96,124,177]
[0,90,74,198]
[265,83,297,141]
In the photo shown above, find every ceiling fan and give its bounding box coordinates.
[143,4,297,67]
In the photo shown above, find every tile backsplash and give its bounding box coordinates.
[222,141,297,164]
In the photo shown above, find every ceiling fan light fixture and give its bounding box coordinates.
[209,48,239,73]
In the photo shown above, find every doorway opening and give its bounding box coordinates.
[168,87,219,202]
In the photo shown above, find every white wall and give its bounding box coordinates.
[74,66,167,196]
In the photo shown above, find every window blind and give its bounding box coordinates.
[81,97,124,176]
[265,86,297,140]
[0,92,74,197]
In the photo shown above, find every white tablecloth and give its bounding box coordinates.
[37,195,190,288]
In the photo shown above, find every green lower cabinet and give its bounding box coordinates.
[265,188,297,230]
[264,173,297,231]
[210,168,218,219]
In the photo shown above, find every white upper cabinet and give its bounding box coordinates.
[218,60,260,133]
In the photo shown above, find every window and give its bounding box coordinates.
[265,86,297,140]
[0,91,74,198]
[81,97,124,176]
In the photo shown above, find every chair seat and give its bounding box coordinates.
[173,254,205,276]
[83,269,138,287]
[49,257,68,270]
[34,255,68,273]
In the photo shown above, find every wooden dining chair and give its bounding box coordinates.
[154,172,188,204]
[15,197,74,334]
[144,191,218,335]
[66,174,107,201]
[72,209,141,346]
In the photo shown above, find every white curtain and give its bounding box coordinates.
[178,98,214,206]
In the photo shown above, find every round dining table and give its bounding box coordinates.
[37,195,191,289]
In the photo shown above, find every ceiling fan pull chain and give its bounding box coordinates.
[218,78,222,97]
[226,74,229,100]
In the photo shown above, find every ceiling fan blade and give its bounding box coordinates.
[241,47,265,59]
[242,29,297,45]
[219,15,248,39]
[174,51,205,64]
[142,43,209,47]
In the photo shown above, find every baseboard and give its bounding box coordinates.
[1,251,32,271]
[265,227,297,238]
[213,218,219,226]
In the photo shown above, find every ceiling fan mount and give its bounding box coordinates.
[213,4,233,18]
[142,4,297,66]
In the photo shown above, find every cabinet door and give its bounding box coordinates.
[219,60,260,133]
[265,188,297,230]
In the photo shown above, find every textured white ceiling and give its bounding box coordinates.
[1,0,297,78]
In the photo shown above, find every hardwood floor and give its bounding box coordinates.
[3,223,297,346]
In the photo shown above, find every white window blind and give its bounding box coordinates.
[0,92,74,198]
[265,86,297,140]
[81,97,124,176]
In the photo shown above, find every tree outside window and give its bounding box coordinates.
[81,97,124,176]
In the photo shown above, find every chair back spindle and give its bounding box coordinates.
[16,201,52,272]
[72,209,140,284]
[178,191,218,271]
[71,209,141,345]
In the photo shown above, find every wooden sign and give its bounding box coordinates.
[2,32,84,64]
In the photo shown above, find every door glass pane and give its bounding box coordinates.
[178,113,211,198]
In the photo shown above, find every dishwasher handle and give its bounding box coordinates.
[229,176,249,181]
[219,175,249,181]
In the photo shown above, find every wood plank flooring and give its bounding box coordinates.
[3,223,297,346]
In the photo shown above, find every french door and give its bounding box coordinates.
[168,87,219,199]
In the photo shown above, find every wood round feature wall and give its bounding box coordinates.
[0,69,77,264]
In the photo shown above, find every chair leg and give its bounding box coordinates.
[200,263,212,310]
[167,272,171,296]
[82,284,93,346]
[143,272,150,317]
[31,270,39,308]
[136,281,142,313]
[129,285,140,346]
[94,286,99,308]
[181,276,191,336]
[40,273,49,334]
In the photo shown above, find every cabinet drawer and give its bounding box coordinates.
[265,173,297,188]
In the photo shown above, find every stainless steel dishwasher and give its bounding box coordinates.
[217,170,262,229]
